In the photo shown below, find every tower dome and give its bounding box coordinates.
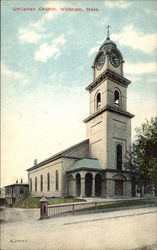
[99,38,117,52]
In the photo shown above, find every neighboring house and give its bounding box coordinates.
[5,183,29,205]
[0,188,5,198]
[27,33,134,198]
[0,188,5,205]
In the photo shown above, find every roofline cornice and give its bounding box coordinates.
[66,167,104,174]
[86,69,131,92]
[83,105,134,123]
[67,168,132,174]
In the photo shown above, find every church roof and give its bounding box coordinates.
[99,38,117,52]
[93,37,123,68]
[27,139,89,172]
[66,158,103,173]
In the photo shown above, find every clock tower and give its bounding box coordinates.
[84,29,134,197]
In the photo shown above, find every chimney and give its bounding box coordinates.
[21,178,23,183]
[16,179,18,184]
[34,159,38,165]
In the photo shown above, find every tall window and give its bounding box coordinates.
[47,173,50,191]
[35,177,37,192]
[96,92,101,110]
[56,170,59,191]
[6,188,9,195]
[20,187,24,194]
[40,175,43,192]
[30,178,32,192]
[114,90,119,107]
[117,144,122,171]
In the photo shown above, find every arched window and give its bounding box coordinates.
[47,173,50,191]
[117,144,122,171]
[56,170,59,191]
[40,175,43,192]
[35,177,37,192]
[96,92,101,110]
[114,90,120,107]
[30,178,32,192]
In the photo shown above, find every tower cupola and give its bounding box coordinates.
[93,27,124,79]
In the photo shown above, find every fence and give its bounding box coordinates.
[47,201,99,217]
[39,197,157,219]
[40,199,124,219]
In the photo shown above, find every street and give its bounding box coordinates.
[1,207,157,250]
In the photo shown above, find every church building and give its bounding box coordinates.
[27,31,134,198]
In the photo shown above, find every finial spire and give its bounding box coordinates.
[106,25,111,40]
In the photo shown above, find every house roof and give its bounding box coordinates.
[67,158,103,173]
[27,139,89,172]
[4,183,29,188]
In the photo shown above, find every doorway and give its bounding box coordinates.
[85,173,92,197]
[95,173,102,196]
[76,173,81,196]
[115,180,123,196]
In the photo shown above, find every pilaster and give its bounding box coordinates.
[80,177,85,197]
[73,178,76,197]
[91,177,95,197]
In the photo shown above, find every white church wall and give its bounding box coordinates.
[124,181,132,196]
[62,157,77,197]
[68,177,76,197]
[86,112,107,168]
[106,179,115,197]
[106,112,131,171]
[28,158,63,197]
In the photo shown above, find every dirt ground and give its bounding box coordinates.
[1,207,157,250]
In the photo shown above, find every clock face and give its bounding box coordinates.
[109,51,120,67]
[96,54,105,70]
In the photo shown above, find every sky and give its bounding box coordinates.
[1,0,157,187]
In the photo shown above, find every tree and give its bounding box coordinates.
[125,117,157,196]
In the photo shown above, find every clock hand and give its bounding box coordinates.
[112,57,116,64]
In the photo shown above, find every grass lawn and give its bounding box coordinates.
[14,197,85,208]
[48,197,85,205]
[14,197,40,208]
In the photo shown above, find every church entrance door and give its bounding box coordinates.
[85,173,92,197]
[115,180,123,196]
[95,173,102,196]
[76,173,81,196]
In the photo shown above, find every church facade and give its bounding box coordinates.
[27,34,134,198]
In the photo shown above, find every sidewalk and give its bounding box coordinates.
[1,207,157,250]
